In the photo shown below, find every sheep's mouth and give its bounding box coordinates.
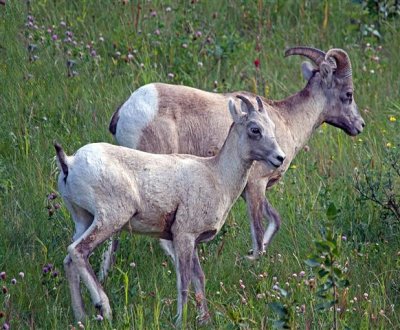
[267,159,282,168]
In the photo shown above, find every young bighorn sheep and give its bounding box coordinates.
[105,47,365,271]
[55,96,285,324]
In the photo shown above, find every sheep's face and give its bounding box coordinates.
[229,96,286,169]
[322,75,365,136]
[303,60,365,136]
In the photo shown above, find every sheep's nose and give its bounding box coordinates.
[276,155,285,163]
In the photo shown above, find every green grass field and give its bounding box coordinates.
[1,1,399,329]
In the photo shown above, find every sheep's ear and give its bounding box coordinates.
[228,98,243,123]
[320,61,333,88]
[301,61,315,81]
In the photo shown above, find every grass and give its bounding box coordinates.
[0,0,399,329]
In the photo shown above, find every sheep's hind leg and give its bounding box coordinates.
[63,201,94,322]
[98,237,119,283]
[68,213,127,320]
[243,180,268,259]
[261,198,281,253]
[173,234,195,326]
[191,248,210,325]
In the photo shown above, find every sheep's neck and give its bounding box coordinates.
[211,126,252,202]
[272,89,326,158]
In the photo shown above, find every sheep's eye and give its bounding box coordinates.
[346,91,353,104]
[251,127,261,135]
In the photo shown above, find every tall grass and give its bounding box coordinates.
[0,0,399,328]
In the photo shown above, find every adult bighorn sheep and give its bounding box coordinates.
[55,96,285,324]
[105,46,365,276]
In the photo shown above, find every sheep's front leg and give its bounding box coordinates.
[173,234,195,325]
[191,248,210,325]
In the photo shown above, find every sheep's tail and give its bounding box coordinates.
[54,141,69,182]
[109,102,123,135]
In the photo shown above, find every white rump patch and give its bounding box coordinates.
[115,84,159,148]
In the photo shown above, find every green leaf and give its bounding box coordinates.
[273,320,290,329]
[318,269,329,278]
[316,300,335,311]
[305,258,321,267]
[327,202,340,220]
[278,287,289,298]
[269,302,288,318]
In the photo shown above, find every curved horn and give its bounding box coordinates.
[325,48,352,78]
[255,96,264,112]
[236,95,256,113]
[285,46,326,66]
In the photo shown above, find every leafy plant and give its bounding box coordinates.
[304,204,350,330]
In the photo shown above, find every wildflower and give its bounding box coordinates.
[386,142,392,148]
[370,69,375,74]
[52,271,59,278]
[18,272,24,278]
[2,322,10,330]
[197,61,203,67]
[241,297,247,304]
[342,235,347,241]
[0,272,5,280]
[150,10,157,17]
[363,292,369,300]
[292,273,297,278]
[299,271,306,277]
[165,6,172,12]
[0,311,4,318]
[290,164,297,169]
[90,50,97,57]
[11,279,16,285]
[154,29,160,36]
[195,30,202,38]
[51,34,58,41]
[254,58,260,69]
[99,36,104,42]
[272,284,279,291]
[60,20,66,27]
[66,31,73,38]
[77,321,84,329]
[114,51,121,58]
[239,279,245,289]
[379,309,385,316]
[272,276,277,282]
[389,116,396,122]
[47,28,52,33]
[2,286,7,294]
[140,63,145,68]
[256,293,265,299]
[182,43,188,48]
[127,53,134,61]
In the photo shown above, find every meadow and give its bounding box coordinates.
[0,0,399,329]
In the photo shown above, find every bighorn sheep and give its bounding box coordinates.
[55,96,285,324]
[105,47,365,272]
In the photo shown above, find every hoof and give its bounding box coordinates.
[197,312,211,326]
